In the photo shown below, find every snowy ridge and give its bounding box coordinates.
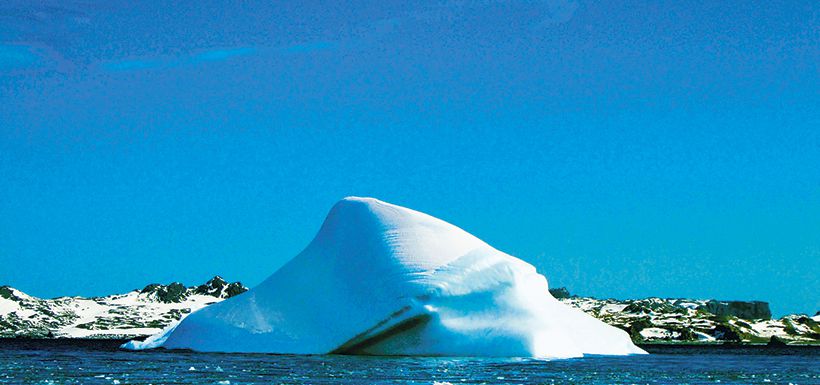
[559,295,820,344]
[0,277,246,339]
[126,197,644,358]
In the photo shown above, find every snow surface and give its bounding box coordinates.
[640,327,679,340]
[125,197,645,358]
[1,284,227,338]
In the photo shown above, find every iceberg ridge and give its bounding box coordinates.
[124,197,645,358]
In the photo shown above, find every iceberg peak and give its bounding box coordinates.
[316,196,487,272]
[339,195,382,204]
[327,196,440,228]
[125,197,645,358]
[326,196,410,225]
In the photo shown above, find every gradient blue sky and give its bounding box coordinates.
[1,1,818,316]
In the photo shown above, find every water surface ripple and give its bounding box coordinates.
[1,340,818,384]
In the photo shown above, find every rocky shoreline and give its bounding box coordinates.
[550,288,819,345]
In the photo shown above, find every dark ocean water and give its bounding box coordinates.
[0,339,818,385]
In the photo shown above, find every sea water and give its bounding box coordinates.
[1,340,818,384]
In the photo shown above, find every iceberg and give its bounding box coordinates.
[124,197,645,358]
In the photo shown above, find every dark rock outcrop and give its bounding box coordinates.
[623,298,687,315]
[141,282,188,303]
[624,318,653,342]
[711,323,742,342]
[549,287,571,299]
[767,335,788,347]
[195,276,247,299]
[141,277,248,303]
[699,300,771,320]
[0,286,22,301]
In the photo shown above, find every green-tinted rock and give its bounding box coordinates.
[0,286,19,300]
[700,300,771,320]
[711,323,741,342]
[194,276,248,299]
[548,287,570,299]
[767,335,788,347]
[224,282,247,298]
[157,282,187,303]
[626,318,653,342]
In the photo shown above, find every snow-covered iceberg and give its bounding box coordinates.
[124,197,645,358]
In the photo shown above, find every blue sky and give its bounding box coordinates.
[1,1,818,316]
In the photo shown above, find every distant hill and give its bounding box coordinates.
[552,287,819,344]
[0,276,247,339]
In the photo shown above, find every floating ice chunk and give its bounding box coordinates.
[125,197,645,358]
